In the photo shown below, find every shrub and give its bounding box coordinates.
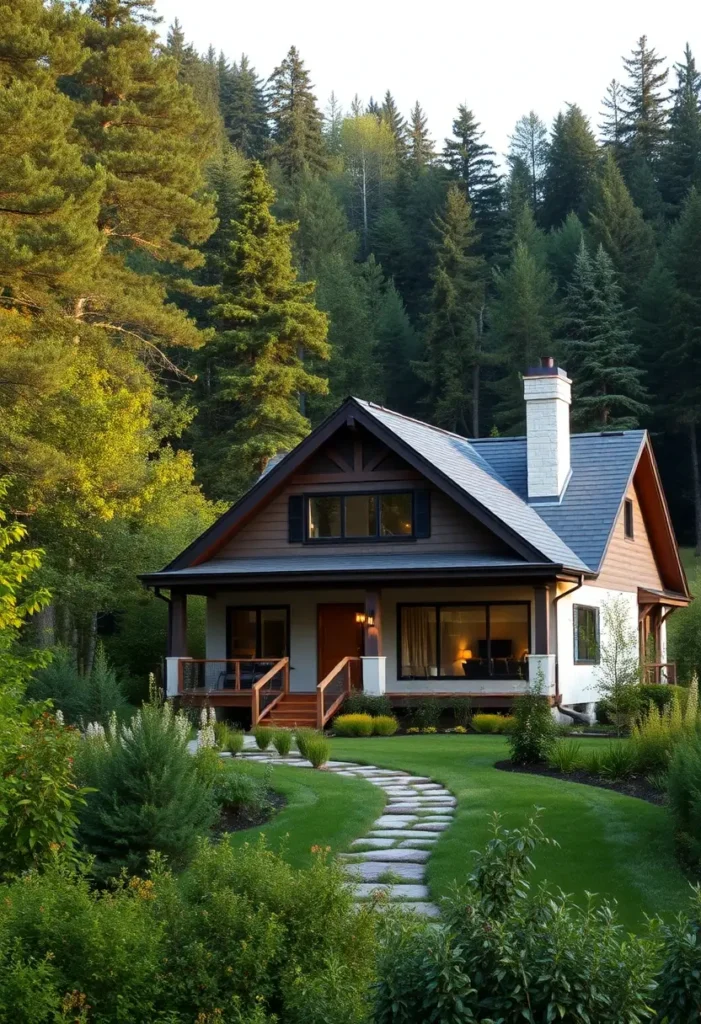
[372,715,398,736]
[595,596,643,734]
[252,724,274,750]
[507,669,557,764]
[407,726,419,735]
[75,701,217,881]
[547,739,584,773]
[304,735,330,768]
[451,696,472,729]
[29,644,127,727]
[422,725,438,734]
[343,692,392,717]
[295,727,319,759]
[375,811,658,1024]
[454,725,468,734]
[668,731,701,868]
[638,683,688,713]
[225,727,245,756]
[272,728,292,756]
[472,713,509,734]
[213,719,231,748]
[333,713,373,737]
[597,742,637,780]
[0,708,87,879]
[215,764,269,814]
[411,697,440,730]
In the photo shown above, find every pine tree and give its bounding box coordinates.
[268,46,326,178]
[599,79,626,158]
[193,162,330,499]
[588,150,655,301]
[366,96,381,118]
[380,90,408,160]
[508,112,549,214]
[541,105,599,228]
[418,185,486,435]
[222,55,270,160]
[563,240,648,430]
[659,45,701,215]
[620,35,669,163]
[324,92,344,155]
[443,104,503,256]
[408,102,435,169]
[376,279,422,412]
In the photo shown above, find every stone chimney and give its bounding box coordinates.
[523,357,572,502]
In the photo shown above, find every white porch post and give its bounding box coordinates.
[166,591,189,698]
[526,654,557,695]
[361,656,387,694]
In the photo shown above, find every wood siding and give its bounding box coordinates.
[213,476,512,560]
[594,482,663,592]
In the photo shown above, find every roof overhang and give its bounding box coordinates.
[638,586,690,609]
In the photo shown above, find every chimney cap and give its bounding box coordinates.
[524,356,569,380]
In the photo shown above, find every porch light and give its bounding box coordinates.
[460,648,473,660]
[355,612,366,624]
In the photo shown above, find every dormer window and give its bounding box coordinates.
[624,498,634,540]
[307,492,415,541]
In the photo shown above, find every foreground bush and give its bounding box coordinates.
[668,730,701,869]
[343,692,393,717]
[304,734,330,768]
[0,840,377,1024]
[295,727,320,759]
[508,671,557,764]
[76,702,217,881]
[29,644,128,727]
[253,724,274,750]
[472,713,512,734]
[372,715,399,736]
[273,727,292,755]
[334,713,374,737]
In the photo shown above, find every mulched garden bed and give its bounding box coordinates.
[214,790,287,836]
[494,759,666,806]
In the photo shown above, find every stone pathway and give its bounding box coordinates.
[232,739,455,918]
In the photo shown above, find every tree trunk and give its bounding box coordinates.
[85,612,98,676]
[361,151,368,258]
[690,421,701,556]
[34,603,56,648]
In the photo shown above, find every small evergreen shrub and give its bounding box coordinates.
[333,713,373,737]
[547,740,584,774]
[215,764,269,813]
[451,696,472,729]
[29,644,127,726]
[372,715,399,736]
[252,724,274,750]
[507,669,557,764]
[272,728,292,756]
[638,683,688,712]
[304,735,330,768]
[343,692,392,717]
[472,713,509,734]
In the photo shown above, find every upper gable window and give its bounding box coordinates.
[624,498,634,540]
[306,492,416,541]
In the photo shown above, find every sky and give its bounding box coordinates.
[155,0,698,158]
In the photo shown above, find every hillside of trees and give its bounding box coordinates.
[2,0,700,679]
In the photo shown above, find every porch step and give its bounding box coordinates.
[264,691,319,729]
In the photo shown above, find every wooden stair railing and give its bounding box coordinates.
[644,662,678,685]
[252,657,290,725]
[316,657,360,729]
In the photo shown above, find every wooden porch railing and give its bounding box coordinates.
[644,662,677,685]
[252,658,290,725]
[178,658,284,694]
[317,657,361,729]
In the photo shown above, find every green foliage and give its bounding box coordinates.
[629,680,697,775]
[472,713,512,734]
[654,889,701,1022]
[272,728,292,756]
[253,724,274,751]
[451,697,472,729]
[294,727,320,760]
[410,697,441,731]
[507,669,557,763]
[0,707,87,880]
[303,734,330,768]
[596,742,638,780]
[547,739,584,773]
[76,702,217,881]
[213,720,246,756]
[669,568,701,683]
[541,104,599,228]
[214,763,270,814]
[268,46,327,179]
[342,692,392,717]
[333,714,374,738]
[372,716,399,737]
[0,838,377,1024]
[594,596,644,733]
[638,683,690,712]
[669,731,701,868]
[30,644,127,726]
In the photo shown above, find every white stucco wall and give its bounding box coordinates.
[554,583,639,706]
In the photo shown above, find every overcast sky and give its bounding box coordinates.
[155,0,698,159]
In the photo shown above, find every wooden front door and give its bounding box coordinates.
[317,603,364,683]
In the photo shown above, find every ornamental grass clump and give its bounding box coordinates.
[668,728,701,869]
[547,739,584,774]
[295,727,319,759]
[372,715,399,736]
[272,728,292,756]
[629,675,698,776]
[333,713,373,737]
[252,724,274,750]
[304,735,330,768]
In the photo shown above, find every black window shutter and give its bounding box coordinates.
[288,495,304,543]
[414,490,431,538]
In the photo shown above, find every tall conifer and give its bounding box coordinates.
[268,46,326,178]
[381,90,408,160]
[541,105,598,228]
[408,102,435,169]
[223,55,270,160]
[660,45,701,215]
[508,112,549,214]
[620,35,669,162]
[443,105,503,256]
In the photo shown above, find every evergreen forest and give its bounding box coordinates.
[3,0,701,683]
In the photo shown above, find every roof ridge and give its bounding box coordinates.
[354,398,475,445]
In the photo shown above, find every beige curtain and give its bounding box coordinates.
[401,607,435,677]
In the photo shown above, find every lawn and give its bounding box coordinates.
[325,734,694,931]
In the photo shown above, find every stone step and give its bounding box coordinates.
[340,848,431,864]
[343,861,426,882]
[351,838,396,849]
[369,829,438,840]
[348,883,430,900]
[372,816,418,829]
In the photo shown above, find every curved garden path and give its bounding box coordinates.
[236,740,456,917]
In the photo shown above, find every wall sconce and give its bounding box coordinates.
[356,612,375,627]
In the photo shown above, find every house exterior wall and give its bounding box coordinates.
[594,483,663,592]
[554,582,638,705]
[206,584,537,695]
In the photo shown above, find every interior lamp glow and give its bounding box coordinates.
[459,648,473,660]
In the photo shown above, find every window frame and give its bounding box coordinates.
[624,498,635,540]
[397,600,532,681]
[573,604,600,665]
[225,605,291,661]
[304,490,416,544]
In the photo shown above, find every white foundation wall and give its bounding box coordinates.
[206,585,537,695]
[554,583,638,706]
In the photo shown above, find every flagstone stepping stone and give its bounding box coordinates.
[413,822,450,832]
[349,883,430,900]
[351,838,396,849]
[369,829,437,840]
[372,815,417,829]
[339,848,431,864]
[392,902,441,918]
[343,861,426,882]
[397,839,437,849]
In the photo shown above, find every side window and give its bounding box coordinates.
[624,498,634,539]
[573,605,599,664]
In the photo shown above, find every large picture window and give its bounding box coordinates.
[573,605,599,664]
[227,607,289,660]
[307,492,414,541]
[399,603,530,680]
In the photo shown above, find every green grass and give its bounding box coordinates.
[328,735,693,930]
[225,762,384,869]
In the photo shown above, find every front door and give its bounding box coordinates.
[317,603,364,683]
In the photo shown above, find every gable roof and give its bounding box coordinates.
[152,396,687,598]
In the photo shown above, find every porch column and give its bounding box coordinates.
[166,591,189,698]
[528,584,556,695]
[362,590,386,694]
